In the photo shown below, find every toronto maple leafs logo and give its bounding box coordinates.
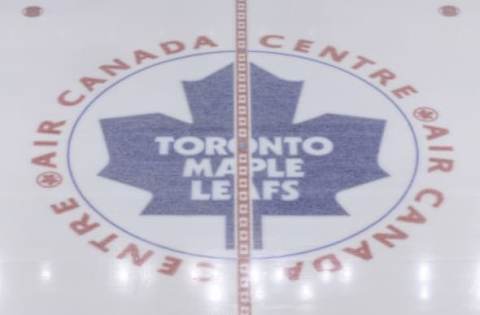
[99,63,388,250]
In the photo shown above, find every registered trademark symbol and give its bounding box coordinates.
[36,171,63,188]
[22,6,44,18]
[413,107,439,122]
[439,5,460,17]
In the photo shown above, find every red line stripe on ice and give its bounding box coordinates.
[235,0,252,314]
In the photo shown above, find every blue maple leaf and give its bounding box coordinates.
[99,63,388,250]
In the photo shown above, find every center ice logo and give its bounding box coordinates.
[99,63,388,249]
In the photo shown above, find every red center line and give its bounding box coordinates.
[235,0,253,314]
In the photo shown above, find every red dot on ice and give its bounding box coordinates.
[439,5,460,17]
[23,6,43,17]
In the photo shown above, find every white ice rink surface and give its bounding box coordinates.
[1,1,480,314]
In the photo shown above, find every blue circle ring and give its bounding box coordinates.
[67,50,420,260]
